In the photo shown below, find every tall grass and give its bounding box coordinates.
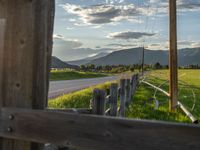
[48,82,112,108]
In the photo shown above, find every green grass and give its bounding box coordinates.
[50,69,110,81]
[126,69,200,123]
[48,82,112,108]
[48,69,200,123]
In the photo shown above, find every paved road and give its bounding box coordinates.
[48,76,118,99]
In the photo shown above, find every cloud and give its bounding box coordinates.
[53,34,64,39]
[177,0,200,10]
[178,40,200,48]
[146,40,200,50]
[108,31,155,40]
[53,34,83,49]
[150,0,200,13]
[146,43,168,50]
[178,40,196,46]
[61,3,155,25]
[107,43,137,47]
[66,27,74,30]
[106,0,125,4]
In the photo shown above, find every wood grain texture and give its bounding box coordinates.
[125,79,131,105]
[46,108,92,114]
[92,89,106,115]
[1,108,200,150]
[0,0,55,149]
[169,0,178,111]
[119,79,126,117]
[109,83,118,116]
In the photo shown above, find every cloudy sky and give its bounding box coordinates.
[53,0,200,61]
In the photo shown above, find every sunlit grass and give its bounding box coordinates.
[126,69,200,123]
[48,82,112,108]
[50,69,109,81]
[49,69,200,123]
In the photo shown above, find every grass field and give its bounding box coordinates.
[126,69,200,123]
[48,82,113,108]
[49,69,200,123]
[50,69,110,81]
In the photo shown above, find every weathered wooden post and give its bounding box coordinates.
[125,79,131,106]
[119,79,126,117]
[130,75,135,96]
[0,0,55,150]
[169,0,178,111]
[110,83,118,116]
[92,89,106,115]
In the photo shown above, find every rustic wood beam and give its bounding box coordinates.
[0,0,55,149]
[1,108,200,150]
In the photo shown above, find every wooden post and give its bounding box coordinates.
[130,75,135,96]
[0,1,55,150]
[92,89,106,115]
[110,83,118,116]
[141,46,145,76]
[169,0,178,111]
[119,79,126,117]
[125,79,131,106]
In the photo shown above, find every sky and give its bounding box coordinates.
[53,0,200,61]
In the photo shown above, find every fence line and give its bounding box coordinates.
[91,74,139,118]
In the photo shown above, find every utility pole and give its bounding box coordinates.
[141,46,145,76]
[169,0,178,111]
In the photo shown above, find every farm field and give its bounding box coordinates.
[50,69,110,81]
[49,69,200,123]
[126,69,200,123]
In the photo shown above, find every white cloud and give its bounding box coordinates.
[108,31,155,40]
[178,40,200,48]
[61,3,156,25]
[150,0,200,13]
[53,34,83,49]
[53,34,64,39]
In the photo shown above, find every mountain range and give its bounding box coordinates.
[66,47,200,66]
[51,56,79,69]
[67,52,109,66]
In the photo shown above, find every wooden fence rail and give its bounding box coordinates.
[1,108,200,150]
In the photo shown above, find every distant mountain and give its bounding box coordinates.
[51,56,79,69]
[86,47,200,66]
[67,52,109,66]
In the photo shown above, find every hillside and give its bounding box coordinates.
[51,56,79,69]
[67,52,109,65]
[86,47,200,66]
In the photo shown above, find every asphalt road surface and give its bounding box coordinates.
[48,76,118,99]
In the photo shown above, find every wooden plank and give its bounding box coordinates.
[169,0,178,111]
[109,83,118,116]
[0,1,55,149]
[92,89,106,115]
[1,108,200,150]
[119,79,126,117]
[0,18,6,108]
[46,108,92,114]
[130,75,136,96]
[125,79,131,106]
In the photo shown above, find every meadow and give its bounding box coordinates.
[50,69,109,81]
[126,70,200,123]
[49,69,200,123]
